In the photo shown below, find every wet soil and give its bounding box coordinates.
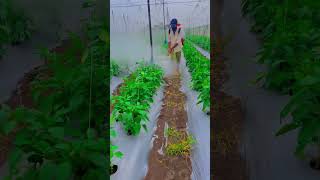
[211,52,247,180]
[145,72,192,180]
[0,66,42,167]
[212,91,247,180]
[109,82,123,113]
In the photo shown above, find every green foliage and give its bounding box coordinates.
[0,106,109,179]
[187,35,210,52]
[86,9,123,174]
[112,63,164,135]
[110,115,123,168]
[243,0,320,156]
[183,40,210,112]
[0,0,33,45]
[34,34,107,135]
[0,13,111,179]
[275,68,320,157]
[7,10,33,44]
[165,127,195,156]
[0,0,33,58]
[111,60,120,77]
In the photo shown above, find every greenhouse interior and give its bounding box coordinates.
[1,0,319,180]
[110,0,210,179]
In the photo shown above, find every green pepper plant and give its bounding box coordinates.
[112,63,164,135]
[187,35,210,52]
[183,40,210,112]
[0,10,112,180]
[243,0,320,159]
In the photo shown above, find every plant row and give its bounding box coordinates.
[183,40,210,112]
[0,9,110,180]
[111,63,164,136]
[187,35,210,52]
[242,0,320,157]
[0,0,33,57]
[109,59,122,174]
[110,113,123,175]
[165,127,195,156]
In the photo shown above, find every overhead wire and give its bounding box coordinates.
[111,0,205,6]
[111,0,209,33]
[111,0,208,8]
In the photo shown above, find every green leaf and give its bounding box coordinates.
[300,75,320,86]
[276,123,300,136]
[64,126,82,137]
[295,141,308,158]
[280,89,306,118]
[114,151,123,158]
[8,148,23,170]
[38,162,56,180]
[81,49,88,63]
[0,109,8,121]
[56,162,72,180]
[38,95,54,114]
[86,128,97,139]
[48,127,65,139]
[85,138,107,151]
[2,121,16,135]
[110,129,117,138]
[69,94,84,111]
[55,143,71,152]
[23,168,37,180]
[3,176,12,180]
[295,119,320,157]
[83,169,107,180]
[14,130,31,146]
[87,153,107,168]
[142,124,147,132]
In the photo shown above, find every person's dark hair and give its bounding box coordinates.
[170,18,178,25]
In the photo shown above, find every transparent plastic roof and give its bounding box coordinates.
[110,0,210,65]
[110,0,210,32]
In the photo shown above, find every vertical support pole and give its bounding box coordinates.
[162,0,166,44]
[147,0,154,63]
[123,14,127,32]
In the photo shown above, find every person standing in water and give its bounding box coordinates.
[167,18,185,71]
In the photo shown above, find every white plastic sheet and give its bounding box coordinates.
[110,76,123,95]
[110,86,164,180]
[193,43,210,60]
[179,53,210,180]
[111,53,209,180]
